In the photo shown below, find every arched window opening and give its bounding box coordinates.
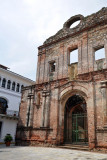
[70,20,80,28]
[70,49,78,64]
[2,78,6,88]
[0,97,8,114]
[16,83,20,92]
[63,15,83,29]
[12,82,15,91]
[7,80,11,89]
[21,85,24,92]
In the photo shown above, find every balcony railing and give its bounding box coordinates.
[6,110,19,117]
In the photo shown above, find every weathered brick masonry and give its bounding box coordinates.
[16,8,107,149]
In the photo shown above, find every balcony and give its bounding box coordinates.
[0,109,19,120]
[6,110,18,117]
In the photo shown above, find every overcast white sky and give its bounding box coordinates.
[0,0,107,81]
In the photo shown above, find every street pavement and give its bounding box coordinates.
[0,145,107,160]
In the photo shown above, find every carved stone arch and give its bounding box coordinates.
[59,87,88,144]
[60,89,88,115]
[60,85,88,101]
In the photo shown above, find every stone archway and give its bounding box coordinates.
[64,94,88,144]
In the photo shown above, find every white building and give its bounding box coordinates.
[0,64,35,143]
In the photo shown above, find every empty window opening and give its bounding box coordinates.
[70,49,78,64]
[7,80,11,89]
[16,83,20,92]
[50,61,56,73]
[2,78,6,88]
[70,20,80,28]
[12,82,15,91]
[95,47,105,61]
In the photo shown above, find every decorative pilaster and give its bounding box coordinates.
[100,81,107,127]
[29,94,34,127]
[87,82,96,149]
[81,32,89,73]
[26,96,30,127]
[26,92,34,127]
[41,87,50,127]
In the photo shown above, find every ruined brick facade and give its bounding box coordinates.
[16,8,107,149]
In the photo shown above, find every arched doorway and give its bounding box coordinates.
[64,94,88,144]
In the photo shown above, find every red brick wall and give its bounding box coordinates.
[16,8,107,149]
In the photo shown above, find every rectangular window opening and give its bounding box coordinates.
[95,47,105,61]
[70,49,78,64]
[49,61,56,73]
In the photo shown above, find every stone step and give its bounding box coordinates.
[58,144,89,151]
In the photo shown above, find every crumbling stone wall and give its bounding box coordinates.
[16,7,107,149]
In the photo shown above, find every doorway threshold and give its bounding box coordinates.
[59,143,89,151]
